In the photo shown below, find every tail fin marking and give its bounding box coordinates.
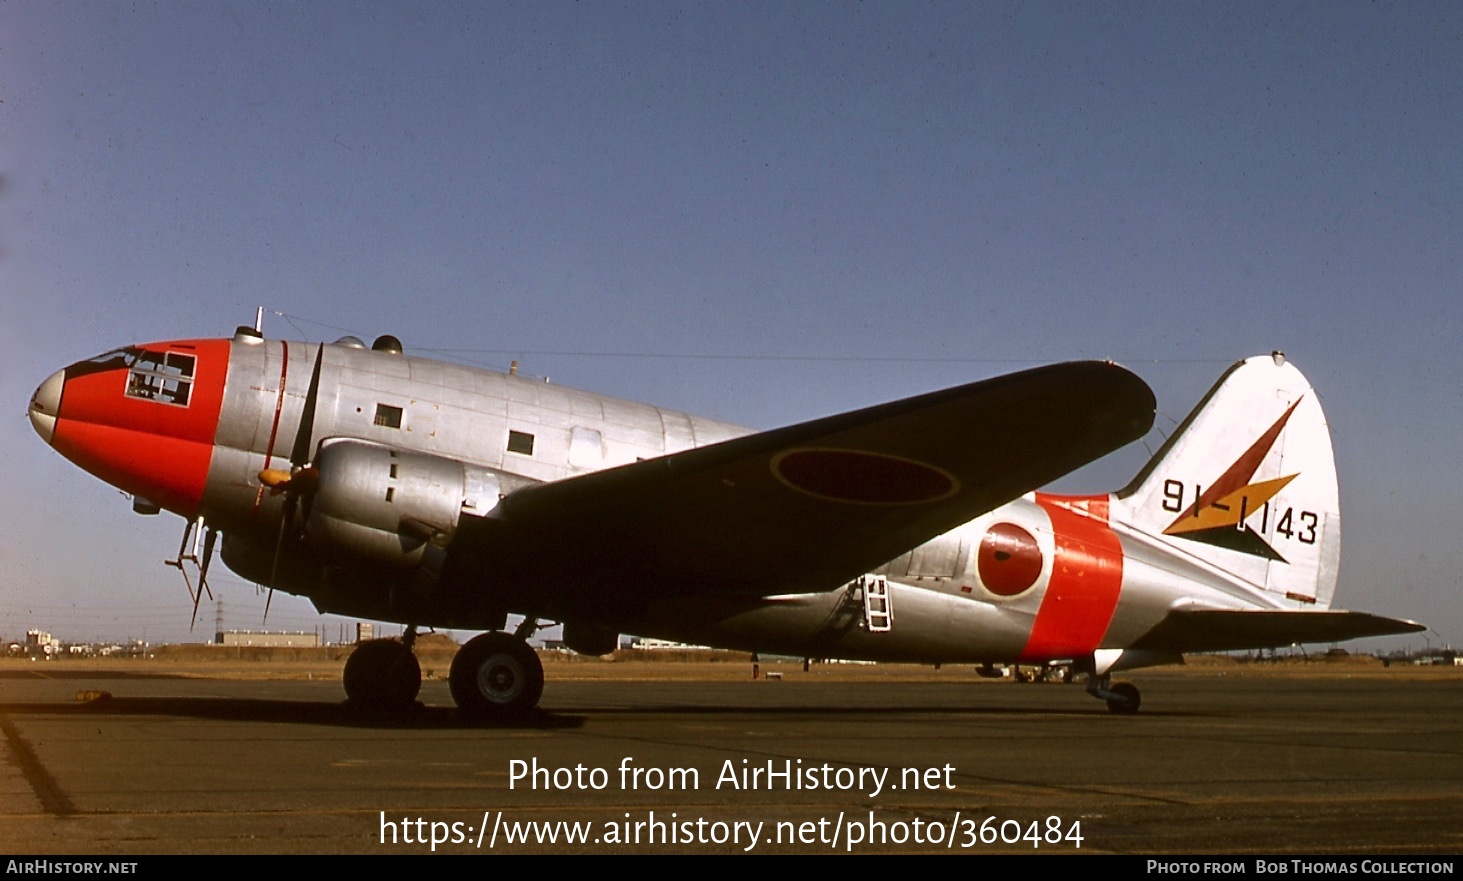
[1115,355,1339,608]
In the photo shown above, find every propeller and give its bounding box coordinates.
[190,526,218,630]
[258,344,326,620]
[167,517,218,632]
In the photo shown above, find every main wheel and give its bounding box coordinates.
[450,632,544,721]
[1104,681,1141,714]
[343,639,421,711]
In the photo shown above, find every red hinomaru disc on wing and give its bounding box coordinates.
[772,449,958,505]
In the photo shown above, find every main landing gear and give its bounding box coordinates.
[450,617,545,720]
[343,629,422,713]
[342,621,546,721]
[449,630,544,721]
[1086,674,1141,714]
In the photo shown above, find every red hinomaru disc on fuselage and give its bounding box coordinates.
[977,522,1043,596]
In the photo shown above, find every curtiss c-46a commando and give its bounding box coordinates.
[28,326,1422,717]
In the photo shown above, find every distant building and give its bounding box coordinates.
[356,622,374,644]
[26,629,59,649]
[215,630,320,648]
[26,630,60,655]
[628,637,710,650]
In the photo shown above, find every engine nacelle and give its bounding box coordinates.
[305,439,501,569]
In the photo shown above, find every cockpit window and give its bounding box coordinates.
[89,348,138,369]
[63,347,141,381]
[125,350,196,407]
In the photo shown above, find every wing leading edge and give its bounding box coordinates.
[453,361,1155,614]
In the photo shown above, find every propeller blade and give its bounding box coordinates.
[176,563,197,605]
[176,518,195,561]
[193,525,217,622]
[166,518,198,604]
[290,344,325,468]
[264,514,286,624]
[190,582,203,630]
[261,342,325,627]
[268,493,296,593]
[299,484,317,534]
[199,527,217,602]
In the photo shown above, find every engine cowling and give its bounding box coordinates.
[304,439,501,569]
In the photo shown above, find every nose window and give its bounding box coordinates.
[126,351,196,407]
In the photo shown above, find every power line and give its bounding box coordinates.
[264,309,1234,366]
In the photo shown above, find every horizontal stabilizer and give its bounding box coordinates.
[1131,609,1425,654]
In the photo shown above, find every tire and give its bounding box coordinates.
[343,639,421,710]
[450,632,544,720]
[1104,681,1141,714]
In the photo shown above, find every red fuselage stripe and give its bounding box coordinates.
[264,339,289,471]
[1019,494,1124,660]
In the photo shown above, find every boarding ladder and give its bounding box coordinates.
[857,575,893,633]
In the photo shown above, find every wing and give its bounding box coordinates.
[450,361,1154,617]
[1131,609,1426,653]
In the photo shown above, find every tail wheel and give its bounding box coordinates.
[1104,681,1141,714]
[343,639,421,710]
[450,632,544,720]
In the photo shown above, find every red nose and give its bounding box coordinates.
[42,340,231,518]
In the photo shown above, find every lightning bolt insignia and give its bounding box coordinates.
[1163,398,1304,562]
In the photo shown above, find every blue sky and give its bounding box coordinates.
[2,3,1459,649]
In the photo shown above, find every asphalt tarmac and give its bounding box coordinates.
[1,665,1460,854]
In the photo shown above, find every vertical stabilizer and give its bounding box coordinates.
[1115,353,1340,608]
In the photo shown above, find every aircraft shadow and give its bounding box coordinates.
[0,695,1199,728]
[552,703,1196,718]
[0,669,190,680]
[0,697,586,730]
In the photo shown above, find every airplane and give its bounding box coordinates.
[26,325,1423,717]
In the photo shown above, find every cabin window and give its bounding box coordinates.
[125,351,195,407]
[374,404,403,429]
[507,429,535,456]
